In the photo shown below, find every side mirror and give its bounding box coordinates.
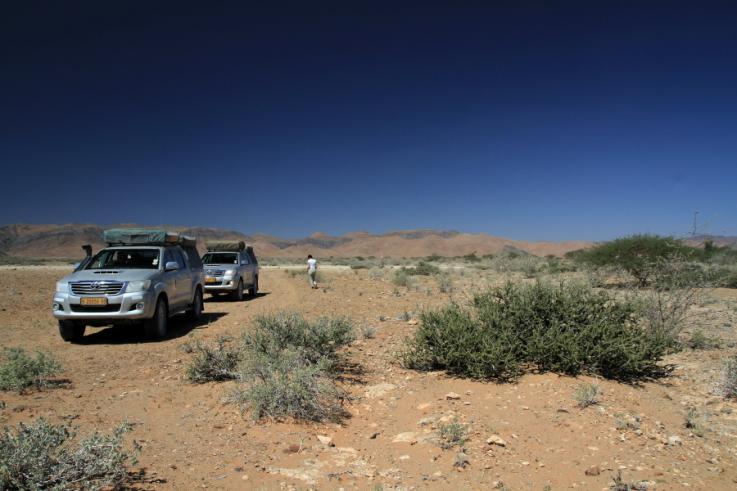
[165,261,179,272]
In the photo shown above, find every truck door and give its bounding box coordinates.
[173,248,191,309]
[240,253,253,286]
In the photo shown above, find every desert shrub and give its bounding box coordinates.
[368,267,385,280]
[614,413,641,431]
[572,235,697,286]
[402,281,670,382]
[185,338,242,383]
[243,311,354,365]
[462,252,481,263]
[641,259,705,343]
[438,419,468,449]
[437,273,454,293]
[0,348,62,393]
[685,330,721,350]
[0,419,138,490]
[724,356,737,399]
[684,407,706,437]
[401,261,440,276]
[360,324,376,339]
[610,470,649,491]
[545,256,577,274]
[574,383,601,408]
[392,269,419,289]
[230,348,345,422]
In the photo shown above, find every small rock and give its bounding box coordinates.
[454,451,470,468]
[241,475,249,481]
[368,431,380,439]
[392,432,418,443]
[317,435,334,446]
[417,402,432,410]
[486,435,507,447]
[445,392,461,400]
[585,465,601,476]
[407,319,419,325]
[668,435,682,446]
[399,455,410,460]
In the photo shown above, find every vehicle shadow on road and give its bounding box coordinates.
[77,312,228,345]
[204,291,270,303]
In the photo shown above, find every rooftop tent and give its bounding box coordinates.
[205,240,246,252]
[104,228,197,247]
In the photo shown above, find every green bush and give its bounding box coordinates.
[574,383,601,408]
[231,312,355,422]
[243,312,354,365]
[438,419,468,449]
[401,261,440,276]
[230,348,346,422]
[0,348,62,392]
[402,281,670,382]
[0,419,138,490]
[437,273,454,293]
[185,338,242,383]
[572,235,697,286]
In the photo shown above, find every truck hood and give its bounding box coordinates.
[60,269,160,283]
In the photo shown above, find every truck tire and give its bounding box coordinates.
[186,288,203,321]
[144,297,168,340]
[58,320,85,342]
[231,279,244,301]
[248,275,259,297]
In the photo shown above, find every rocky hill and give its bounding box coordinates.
[0,224,590,259]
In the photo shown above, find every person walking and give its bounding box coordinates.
[307,254,318,289]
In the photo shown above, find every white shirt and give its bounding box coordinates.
[307,258,317,271]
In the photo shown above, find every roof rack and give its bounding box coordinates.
[205,240,250,252]
[103,228,196,247]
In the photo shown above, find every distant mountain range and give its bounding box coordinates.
[0,224,592,259]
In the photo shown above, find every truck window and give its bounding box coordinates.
[174,249,187,269]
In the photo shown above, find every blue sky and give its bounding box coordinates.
[1,1,735,241]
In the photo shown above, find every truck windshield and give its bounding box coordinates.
[202,253,238,265]
[86,248,160,270]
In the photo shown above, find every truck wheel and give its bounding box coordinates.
[187,288,203,321]
[144,297,168,340]
[231,279,244,301]
[248,276,259,297]
[58,320,85,342]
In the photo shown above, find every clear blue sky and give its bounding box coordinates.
[1,1,735,241]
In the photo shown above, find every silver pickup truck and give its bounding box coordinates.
[202,241,259,300]
[51,229,205,341]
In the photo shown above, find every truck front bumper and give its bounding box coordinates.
[52,290,155,321]
[204,277,239,293]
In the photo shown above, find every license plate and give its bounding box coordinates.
[206,277,218,284]
[80,297,108,306]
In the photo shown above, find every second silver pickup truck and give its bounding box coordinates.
[202,241,259,301]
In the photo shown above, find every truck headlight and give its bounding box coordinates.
[223,269,236,277]
[126,280,151,293]
[56,281,69,293]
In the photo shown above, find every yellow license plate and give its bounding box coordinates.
[80,297,108,306]
[206,277,218,284]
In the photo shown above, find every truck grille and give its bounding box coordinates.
[205,269,224,277]
[70,281,125,296]
[70,304,122,313]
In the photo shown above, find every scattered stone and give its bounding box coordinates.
[418,416,436,426]
[368,431,380,439]
[399,454,410,460]
[393,432,418,444]
[454,451,470,469]
[241,475,249,481]
[585,465,601,476]
[486,435,507,447]
[317,435,334,447]
[364,383,397,399]
[445,392,461,400]
[668,435,682,446]
[417,402,432,410]
[407,319,419,325]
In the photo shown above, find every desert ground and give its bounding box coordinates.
[1,264,737,490]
